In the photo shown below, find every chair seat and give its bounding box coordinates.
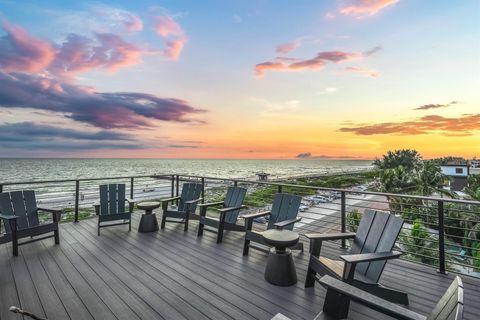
[317,256,374,284]
[98,212,131,222]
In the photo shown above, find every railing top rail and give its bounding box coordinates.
[0,174,173,186]
[2,173,480,206]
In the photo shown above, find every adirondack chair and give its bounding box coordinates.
[161,182,203,232]
[243,193,303,255]
[94,184,134,236]
[272,275,464,320]
[0,190,61,256]
[197,186,247,243]
[305,209,408,305]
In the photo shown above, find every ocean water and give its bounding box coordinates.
[0,158,372,183]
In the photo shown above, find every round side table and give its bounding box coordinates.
[262,229,300,286]
[137,201,160,233]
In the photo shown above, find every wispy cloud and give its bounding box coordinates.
[0,21,55,73]
[276,39,302,54]
[255,46,381,76]
[413,101,462,110]
[340,0,400,18]
[337,66,379,78]
[339,114,480,136]
[152,15,187,60]
[0,122,144,150]
[0,72,205,129]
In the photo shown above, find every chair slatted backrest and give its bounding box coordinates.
[99,184,126,216]
[178,183,203,213]
[223,186,247,224]
[0,191,39,232]
[427,276,463,320]
[267,193,302,231]
[350,209,404,283]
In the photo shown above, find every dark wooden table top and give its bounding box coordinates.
[262,229,299,248]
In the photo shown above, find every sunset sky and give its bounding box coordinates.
[0,0,479,159]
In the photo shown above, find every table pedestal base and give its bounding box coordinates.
[264,248,297,286]
[138,213,159,233]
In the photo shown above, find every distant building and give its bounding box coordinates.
[470,159,480,169]
[440,162,470,191]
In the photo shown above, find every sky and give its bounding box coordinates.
[0,0,479,159]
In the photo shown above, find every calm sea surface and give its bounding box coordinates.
[0,158,373,183]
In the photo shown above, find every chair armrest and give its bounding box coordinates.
[304,232,356,241]
[197,201,224,208]
[38,207,62,214]
[125,198,134,204]
[243,211,270,219]
[274,217,301,229]
[38,207,62,222]
[218,205,246,213]
[161,196,181,203]
[340,251,402,264]
[318,276,425,320]
[184,198,203,205]
[0,214,19,220]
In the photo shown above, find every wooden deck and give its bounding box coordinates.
[1,212,479,320]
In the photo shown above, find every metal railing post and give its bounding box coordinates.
[437,200,446,274]
[0,184,3,193]
[171,175,175,197]
[233,180,238,187]
[175,175,180,205]
[341,191,347,248]
[74,180,80,223]
[130,177,134,199]
[277,185,283,193]
[201,177,205,204]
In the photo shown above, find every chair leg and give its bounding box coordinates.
[10,224,18,257]
[197,221,204,237]
[54,229,60,244]
[161,212,167,229]
[243,239,250,256]
[98,222,101,236]
[129,219,131,232]
[322,287,351,319]
[305,266,317,288]
[217,224,224,244]
[184,215,189,232]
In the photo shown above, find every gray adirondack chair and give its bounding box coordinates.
[243,193,303,255]
[95,184,134,236]
[305,209,408,305]
[0,190,61,256]
[273,275,464,320]
[161,182,203,232]
[197,186,246,243]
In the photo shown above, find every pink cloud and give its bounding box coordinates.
[255,47,378,76]
[51,33,142,75]
[0,21,55,73]
[340,0,400,17]
[338,66,379,77]
[276,39,301,54]
[125,15,143,33]
[153,15,184,37]
[339,114,480,136]
[163,40,185,60]
[152,15,187,60]
[255,62,287,77]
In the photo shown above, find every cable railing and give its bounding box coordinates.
[1,173,480,278]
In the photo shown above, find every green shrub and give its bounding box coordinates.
[346,209,362,232]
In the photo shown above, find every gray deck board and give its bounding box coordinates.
[0,211,479,320]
